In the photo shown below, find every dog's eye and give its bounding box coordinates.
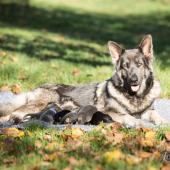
[123,63,129,69]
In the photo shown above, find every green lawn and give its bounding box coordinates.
[0,0,170,169]
[0,0,170,96]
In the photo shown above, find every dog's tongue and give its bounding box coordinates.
[131,85,139,92]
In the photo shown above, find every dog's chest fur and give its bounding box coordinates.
[96,80,160,115]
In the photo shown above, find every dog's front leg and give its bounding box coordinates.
[141,109,169,125]
[107,112,154,128]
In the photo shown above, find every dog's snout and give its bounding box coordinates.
[130,74,138,83]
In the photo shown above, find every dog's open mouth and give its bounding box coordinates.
[131,85,140,92]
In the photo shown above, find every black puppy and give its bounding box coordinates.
[24,104,113,125]
[61,105,113,125]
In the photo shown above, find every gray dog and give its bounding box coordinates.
[0,35,167,127]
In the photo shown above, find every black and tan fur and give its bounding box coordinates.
[0,35,167,127]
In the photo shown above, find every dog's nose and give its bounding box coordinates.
[130,74,138,83]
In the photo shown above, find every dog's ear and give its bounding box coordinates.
[138,34,153,60]
[108,41,124,64]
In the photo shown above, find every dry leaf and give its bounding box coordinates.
[35,140,42,149]
[125,155,141,165]
[10,56,18,62]
[165,132,170,142]
[145,131,156,140]
[0,51,7,57]
[110,122,122,132]
[72,68,80,76]
[0,85,10,92]
[113,132,124,144]
[140,130,156,147]
[11,84,22,94]
[44,152,58,162]
[68,157,79,166]
[63,167,72,170]
[140,138,154,147]
[104,149,124,162]
[71,128,84,139]
[0,128,25,137]
[66,139,83,151]
[44,134,52,142]
[161,164,170,170]
[3,156,17,165]
[147,166,157,170]
[44,142,57,152]
[136,151,152,159]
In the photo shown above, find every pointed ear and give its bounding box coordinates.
[138,34,153,59]
[108,41,124,64]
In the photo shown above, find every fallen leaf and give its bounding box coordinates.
[11,84,22,94]
[110,122,123,132]
[147,166,157,170]
[104,149,124,163]
[35,140,42,149]
[68,157,79,166]
[0,51,7,57]
[136,151,152,159]
[140,130,156,147]
[0,128,25,137]
[161,164,170,170]
[3,156,17,165]
[138,127,152,132]
[63,167,72,170]
[0,85,10,92]
[145,131,156,140]
[10,56,18,62]
[44,134,52,142]
[44,142,57,152]
[140,138,154,147]
[71,128,84,139]
[125,155,141,165]
[44,152,58,162]
[66,139,83,151]
[165,132,170,142]
[72,68,80,76]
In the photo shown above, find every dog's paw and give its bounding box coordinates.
[22,115,32,122]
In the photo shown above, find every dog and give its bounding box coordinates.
[0,35,167,127]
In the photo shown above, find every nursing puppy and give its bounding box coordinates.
[0,35,167,127]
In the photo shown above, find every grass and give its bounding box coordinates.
[0,0,170,96]
[0,123,169,170]
[0,0,170,169]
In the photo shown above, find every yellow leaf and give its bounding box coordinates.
[0,51,7,57]
[104,149,124,163]
[44,152,58,162]
[125,155,141,165]
[0,85,10,92]
[10,56,18,62]
[72,68,80,76]
[140,130,156,147]
[0,128,25,137]
[147,166,157,170]
[44,142,57,152]
[71,128,84,139]
[11,84,22,94]
[145,131,156,140]
[140,138,154,147]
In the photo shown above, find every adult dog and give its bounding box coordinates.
[0,35,167,127]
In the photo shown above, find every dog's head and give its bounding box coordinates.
[108,35,154,96]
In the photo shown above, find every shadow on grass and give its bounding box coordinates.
[0,3,170,68]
